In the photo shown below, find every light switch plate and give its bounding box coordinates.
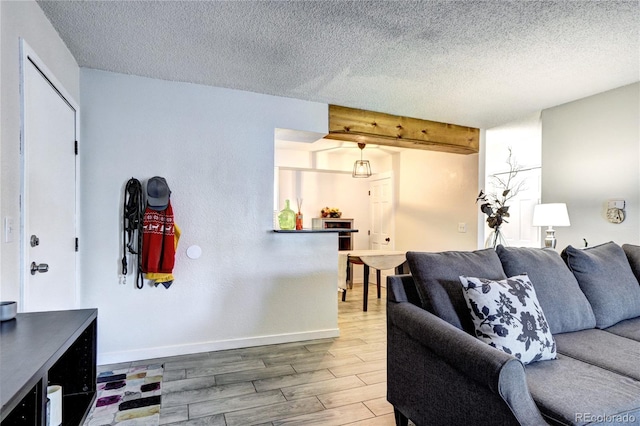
[4,217,14,243]
[608,200,625,209]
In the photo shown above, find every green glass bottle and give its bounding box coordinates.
[278,199,296,230]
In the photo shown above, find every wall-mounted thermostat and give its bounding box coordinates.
[606,200,625,224]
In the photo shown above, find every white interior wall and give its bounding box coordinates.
[275,149,312,169]
[395,150,479,252]
[313,148,394,174]
[541,83,640,248]
[485,113,542,172]
[80,69,337,364]
[0,0,3,287]
[315,150,355,172]
[0,0,79,303]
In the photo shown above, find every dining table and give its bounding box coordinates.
[338,249,408,311]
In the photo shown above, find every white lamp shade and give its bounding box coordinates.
[532,203,570,227]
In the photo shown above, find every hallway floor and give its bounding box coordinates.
[97,285,403,425]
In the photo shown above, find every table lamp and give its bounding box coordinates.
[532,203,570,249]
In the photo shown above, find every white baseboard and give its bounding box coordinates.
[97,328,340,365]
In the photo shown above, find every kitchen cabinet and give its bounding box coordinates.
[312,218,355,250]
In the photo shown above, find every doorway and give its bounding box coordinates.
[369,173,394,251]
[485,113,542,248]
[368,172,395,285]
[20,40,78,312]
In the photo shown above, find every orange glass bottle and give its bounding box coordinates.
[295,211,303,230]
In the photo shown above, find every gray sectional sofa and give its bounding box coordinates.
[387,242,640,426]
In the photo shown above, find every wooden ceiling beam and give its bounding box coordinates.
[326,105,479,155]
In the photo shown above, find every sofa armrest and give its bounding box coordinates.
[388,288,547,425]
[387,274,420,305]
[392,301,513,390]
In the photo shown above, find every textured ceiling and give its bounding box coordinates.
[37,0,639,129]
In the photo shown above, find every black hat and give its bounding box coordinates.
[147,177,170,211]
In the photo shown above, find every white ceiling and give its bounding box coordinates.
[37,0,639,129]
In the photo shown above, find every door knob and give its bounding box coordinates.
[30,262,49,275]
[385,237,391,242]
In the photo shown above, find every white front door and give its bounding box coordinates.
[21,41,78,312]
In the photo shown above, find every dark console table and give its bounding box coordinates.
[1,309,97,425]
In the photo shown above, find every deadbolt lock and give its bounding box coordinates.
[30,235,40,247]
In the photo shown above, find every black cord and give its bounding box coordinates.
[136,206,144,289]
[122,183,129,275]
[122,178,144,288]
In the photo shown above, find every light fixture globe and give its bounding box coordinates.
[352,143,372,178]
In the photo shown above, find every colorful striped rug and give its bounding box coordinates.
[83,364,163,426]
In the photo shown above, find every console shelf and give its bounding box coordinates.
[0,309,97,426]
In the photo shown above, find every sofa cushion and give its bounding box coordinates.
[459,274,556,364]
[407,249,506,333]
[496,245,596,334]
[605,317,640,342]
[562,242,640,329]
[526,354,640,426]
[622,243,640,285]
[554,328,640,381]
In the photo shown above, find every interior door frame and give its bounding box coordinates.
[19,39,80,310]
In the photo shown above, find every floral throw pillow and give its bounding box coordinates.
[459,274,556,364]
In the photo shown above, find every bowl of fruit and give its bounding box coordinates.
[321,207,342,218]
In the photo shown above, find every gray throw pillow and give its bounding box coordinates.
[407,249,506,334]
[622,244,640,285]
[496,245,595,334]
[562,242,640,329]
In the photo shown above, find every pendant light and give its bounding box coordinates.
[352,143,372,178]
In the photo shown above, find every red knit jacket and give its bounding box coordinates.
[142,202,176,274]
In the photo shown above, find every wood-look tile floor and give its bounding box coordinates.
[98,285,410,425]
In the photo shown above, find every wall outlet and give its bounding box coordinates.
[458,222,467,233]
[608,200,625,209]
